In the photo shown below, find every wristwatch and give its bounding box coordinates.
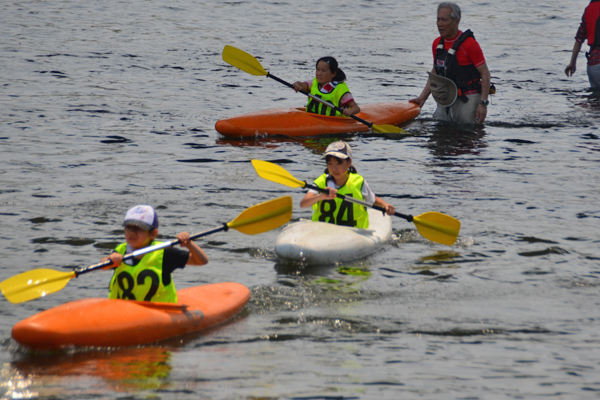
[479,100,489,107]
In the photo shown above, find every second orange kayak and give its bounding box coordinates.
[215,101,420,137]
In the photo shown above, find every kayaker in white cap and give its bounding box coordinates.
[292,56,361,117]
[101,205,209,303]
[300,141,395,229]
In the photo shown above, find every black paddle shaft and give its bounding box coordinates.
[265,72,376,129]
[304,182,414,223]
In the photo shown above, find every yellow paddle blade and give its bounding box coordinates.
[371,124,408,135]
[0,268,76,304]
[223,45,268,77]
[227,195,293,234]
[251,160,306,189]
[412,212,461,246]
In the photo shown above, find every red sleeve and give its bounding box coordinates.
[457,37,486,68]
[432,37,441,60]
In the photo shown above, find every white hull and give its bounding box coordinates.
[275,209,392,264]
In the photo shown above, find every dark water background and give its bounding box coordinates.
[1,0,599,399]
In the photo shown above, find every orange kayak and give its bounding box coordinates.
[12,282,250,350]
[215,101,420,137]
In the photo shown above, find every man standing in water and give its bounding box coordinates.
[410,2,491,124]
[565,0,600,91]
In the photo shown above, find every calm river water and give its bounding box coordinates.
[1,0,599,399]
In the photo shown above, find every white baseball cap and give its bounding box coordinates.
[322,141,353,159]
[123,205,159,231]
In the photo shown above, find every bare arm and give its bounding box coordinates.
[177,232,209,266]
[293,81,310,92]
[101,252,123,269]
[374,196,396,216]
[342,99,360,116]
[565,41,583,77]
[300,189,337,208]
[409,67,435,107]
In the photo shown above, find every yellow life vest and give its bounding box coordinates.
[311,173,369,229]
[307,78,350,116]
[108,242,178,303]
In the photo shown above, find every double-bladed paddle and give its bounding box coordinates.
[0,196,293,304]
[222,45,407,135]
[251,160,461,246]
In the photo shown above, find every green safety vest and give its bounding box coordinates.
[311,173,369,229]
[307,78,350,116]
[108,241,178,303]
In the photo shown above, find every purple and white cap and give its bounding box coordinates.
[123,205,159,231]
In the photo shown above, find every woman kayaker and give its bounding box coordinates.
[300,141,395,229]
[102,205,209,303]
[292,57,361,117]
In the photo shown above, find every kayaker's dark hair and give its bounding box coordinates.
[316,56,347,82]
[324,155,357,174]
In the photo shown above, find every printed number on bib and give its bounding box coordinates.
[319,199,356,227]
[116,270,160,301]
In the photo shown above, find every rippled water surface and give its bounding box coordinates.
[1,0,599,399]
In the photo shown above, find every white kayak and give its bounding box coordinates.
[275,209,392,264]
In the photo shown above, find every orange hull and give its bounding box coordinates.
[215,101,420,137]
[12,282,250,350]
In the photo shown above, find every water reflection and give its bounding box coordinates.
[572,91,600,114]
[216,119,491,160]
[426,122,488,158]
[216,135,348,154]
[274,259,373,292]
[411,250,463,271]
[9,347,172,394]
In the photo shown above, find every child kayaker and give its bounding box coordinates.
[102,205,209,303]
[300,141,395,229]
[292,56,361,117]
